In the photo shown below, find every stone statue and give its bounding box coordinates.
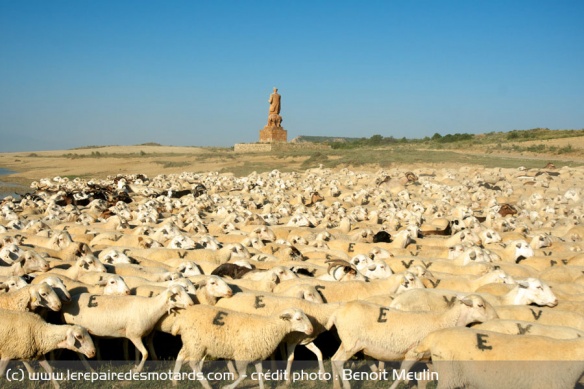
[259,87,287,143]
[267,87,283,127]
[269,87,281,115]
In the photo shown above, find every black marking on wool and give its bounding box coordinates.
[428,279,441,288]
[476,333,492,350]
[443,296,457,308]
[377,307,390,323]
[530,309,543,320]
[87,295,98,308]
[516,323,532,335]
[254,296,266,309]
[212,311,228,326]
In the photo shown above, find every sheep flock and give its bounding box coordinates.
[0,163,583,389]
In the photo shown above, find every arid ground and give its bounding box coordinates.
[1,135,583,197]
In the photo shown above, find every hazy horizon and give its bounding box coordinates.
[1,1,583,153]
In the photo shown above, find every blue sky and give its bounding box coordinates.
[1,1,583,152]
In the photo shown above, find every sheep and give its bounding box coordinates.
[0,275,28,292]
[167,305,313,389]
[0,249,50,276]
[416,230,483,248]
[0,243,23,265]
[474,319,584,339]
[326,295,497,389]
[0,283,62,312]
[28,241,91,262]
[33,275,72,302]
[144,275,232,359]
[390,277,557,312]
[411,327,584,389]
[215,292,340,382]
[486,239,535,263]
[61,284,194,372]
[494,305,584,332]
[37,254,106,281]
[105,263,180,282]
[0,309,95,389]
[17,229,75,250]
[273,271,425,303]
[241,265,299,282]
[211,262,255,279]
[316,259,367,281]
[124,243,251,264]
[427,269,515,293]
[33,274,130,296]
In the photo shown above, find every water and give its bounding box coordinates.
[0,167,26,199]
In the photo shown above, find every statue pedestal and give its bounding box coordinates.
[259,126,287,143]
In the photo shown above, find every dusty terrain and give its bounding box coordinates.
[0,136,583,197]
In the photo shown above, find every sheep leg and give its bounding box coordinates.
[254,361,265,389]
[128,337,148,373]
[331,342,356,389]
[226,360,239,379]
[38,356,60,389]
[77,352,95,373]
[388,359,418,389]
[303,341,327,379]
[145,331,159,361]
[187,360,213,389]
[222,360,249,389]
[21,361,35,375]
[283,342,298,385]
[0,357,10,377]
[171,350,186,387]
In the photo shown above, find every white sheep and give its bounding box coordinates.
[215,292,340,382]
[61,284,193,372]
[494,305,584,332]
[474,319,584,339]
[326,296,497,389]
[0,275,28,292]
[274,271,425,303]
[35,273,130,296]
[0,249,50,276]
[412,327,584,389]
[0,283,62,312]
[429,269,515,293]
[125,243,251,264]
[0,309,95,389]
[390,278,557,311]
[37,254,106,281]
[168,305,313,389]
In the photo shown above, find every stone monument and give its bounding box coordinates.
[259,87,287,143]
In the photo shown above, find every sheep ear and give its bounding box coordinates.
[30,287,41,305]
[0,283,8,291]
[518,280,529,289]
[279,313,292,321]
[96,279,107,286]
[66,328,77,348]
[459,298,473,307]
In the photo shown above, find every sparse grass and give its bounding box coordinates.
[152,161,191,169]
[301,152,330,168]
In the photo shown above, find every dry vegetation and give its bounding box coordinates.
[1,132,583,197]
